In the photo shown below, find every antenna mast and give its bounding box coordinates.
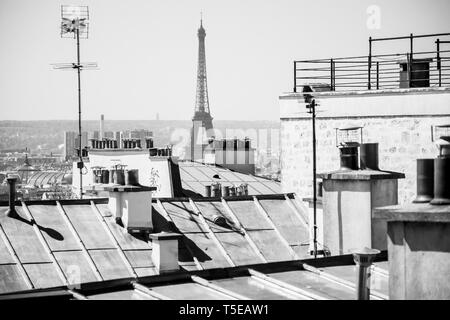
[54,5,97,199]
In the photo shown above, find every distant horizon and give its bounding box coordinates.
[1,0,449,121]
[0,119,280,122]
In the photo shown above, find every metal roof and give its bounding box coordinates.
[178,161,281,196]
[0,193,312,295]
[26,171,72,186]
[0,255,389,300]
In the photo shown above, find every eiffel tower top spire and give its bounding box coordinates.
[194,16,210,115]
[191,16,213,161]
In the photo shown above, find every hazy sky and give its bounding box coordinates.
[1,0,449,121]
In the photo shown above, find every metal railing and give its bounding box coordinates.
[293,33,450,92]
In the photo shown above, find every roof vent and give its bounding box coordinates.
[360,143,379,170]
[6,176,18,218]
[212,214,228,228]
[413,158,434,203]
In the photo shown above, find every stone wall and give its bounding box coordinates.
[279,88,450,205]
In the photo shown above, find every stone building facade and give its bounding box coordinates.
[279,88,450,205]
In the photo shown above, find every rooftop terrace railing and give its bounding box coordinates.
[293,33,450,92]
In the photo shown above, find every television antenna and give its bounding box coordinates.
[303,85,320,259]
[52,5,98,199]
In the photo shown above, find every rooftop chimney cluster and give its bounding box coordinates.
[90,138,118,149]
[89,137,154,150]
[210,137,252,150]
[334,126,381,171]
[149,146,172,157]
[91,165,140,186]
[204,182,249,197]
[335,126,364,170]
[413,125,450,205]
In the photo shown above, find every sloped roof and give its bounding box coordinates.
[0,193,312,295]
[178,161,281,196]
[0,256,389,300]
[27,171,72,186]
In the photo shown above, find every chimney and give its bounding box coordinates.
[149,232,182,274]
[6,176,18,218]
[106,171,156,233]
[100,114,104,140]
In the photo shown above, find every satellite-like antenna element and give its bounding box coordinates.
[53,5,98,199]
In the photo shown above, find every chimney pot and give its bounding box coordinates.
[360,143,380,170]
[430,157,450,205]
[125,169,139,186]
[351,247,380,300]
[339,145,359,170]
[222,185,230,197]
[6,176,18,218]
[413,159,434,203]
[205,185,212,197]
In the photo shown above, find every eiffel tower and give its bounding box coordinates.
[191,17,214,161]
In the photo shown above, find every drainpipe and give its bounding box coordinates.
[6,176,18,218]
[352,247,380,300]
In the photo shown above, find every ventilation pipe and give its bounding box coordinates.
[352,247,380,300]
[125,169,139,186]
[212,183,221,197]
[222,185,230,197]
[6,176,18,218]
[430,157,450,205]
[413,159,434,203]
[360,143,379,170]
[339,145,359,170]
[205,185,212,197]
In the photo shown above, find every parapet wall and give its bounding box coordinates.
[279,87,450,204]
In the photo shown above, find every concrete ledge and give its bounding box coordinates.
[89,149,150,155]
[149,232,183,240]
[88,184,156,192]
[280,86,450,100]
[302,197,323,205]
[318,169,405,180]
[375,203,450,222]
[279,86,450,119]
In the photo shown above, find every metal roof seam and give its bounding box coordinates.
[291,196,312,223]
[67,289,88,300]
[132,282,172,300]
[252,196,299,260]
[191,275,248,300]
[0,222,34,289]
[220,198,268,264]
[260,181,280,194]
[301,263,387,300]
[284,195,309,229]
[247,270,312,300]
[89,201,138,278]
[20,202,69,286]
[188,199,236,268]
[156,199,204,271]
[247,268,328,300]
[55,201,104,282]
